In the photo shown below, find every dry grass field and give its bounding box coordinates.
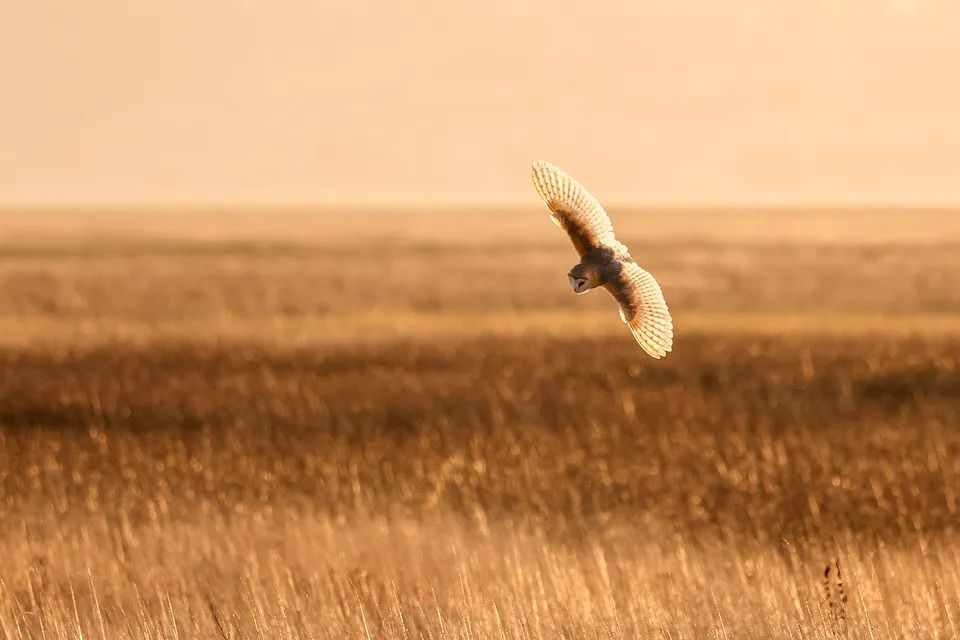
[1,209,959,638]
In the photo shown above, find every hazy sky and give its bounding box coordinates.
[3,1,960,206]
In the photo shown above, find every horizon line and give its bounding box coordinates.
[3,201,960,215]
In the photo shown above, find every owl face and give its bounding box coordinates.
[567,264,597,295]
[568,275,591,294]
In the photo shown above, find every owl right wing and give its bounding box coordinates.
[603,260,673,359]
[531,160,628,257]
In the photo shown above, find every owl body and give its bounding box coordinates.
[568,247,630,294]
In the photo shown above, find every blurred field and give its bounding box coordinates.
[1,209,960,638]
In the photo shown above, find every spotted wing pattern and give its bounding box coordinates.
[531,159,628,256]
[604,261,673,359]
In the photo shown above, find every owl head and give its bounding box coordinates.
[567,264,597,295]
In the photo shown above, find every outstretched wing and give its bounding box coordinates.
[531,159,627,257]
[603,261,673,359]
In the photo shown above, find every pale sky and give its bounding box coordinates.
[3,1,960,207]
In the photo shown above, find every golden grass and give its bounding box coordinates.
[1,209,959,638]
[4,513,960,638]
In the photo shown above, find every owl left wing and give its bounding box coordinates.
[603,260,673,359]
[531,160,628,257]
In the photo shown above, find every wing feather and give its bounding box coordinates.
[531,160,627,256]
[604,261,673,359]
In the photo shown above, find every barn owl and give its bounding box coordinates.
[531,160,673,358]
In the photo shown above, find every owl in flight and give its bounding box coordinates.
[531,160,673,358]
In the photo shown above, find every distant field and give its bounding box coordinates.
[1,209,959,638]
[2,209,959,342]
